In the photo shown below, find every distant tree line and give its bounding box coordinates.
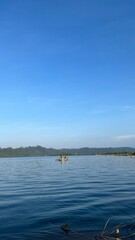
[0,146,135,158]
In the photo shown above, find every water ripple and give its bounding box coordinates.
[0,156,135,239]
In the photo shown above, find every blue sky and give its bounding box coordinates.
[0,0,135,148]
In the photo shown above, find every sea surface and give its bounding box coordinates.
[0,155,135,240]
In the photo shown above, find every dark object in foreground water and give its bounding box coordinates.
[95,217,135,240]
[60,223,71,234]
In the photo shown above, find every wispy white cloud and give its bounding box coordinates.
[114,134,135,141]
[122,105,135,110]
[0,122,61,132]
[90,109,106,115]
[28,96,64,106]
[28,96,41,104]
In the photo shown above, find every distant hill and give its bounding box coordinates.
[0,146,135,158]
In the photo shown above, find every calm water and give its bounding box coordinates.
[0,155,135,239]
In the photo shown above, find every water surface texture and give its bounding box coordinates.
[0,155,135,239]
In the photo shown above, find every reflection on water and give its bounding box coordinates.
[0,155,135,239]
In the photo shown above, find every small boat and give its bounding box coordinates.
[57,156,69,161]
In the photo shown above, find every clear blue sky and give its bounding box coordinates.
[0,0,135,148]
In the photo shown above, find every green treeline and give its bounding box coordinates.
[0,146,135,158]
